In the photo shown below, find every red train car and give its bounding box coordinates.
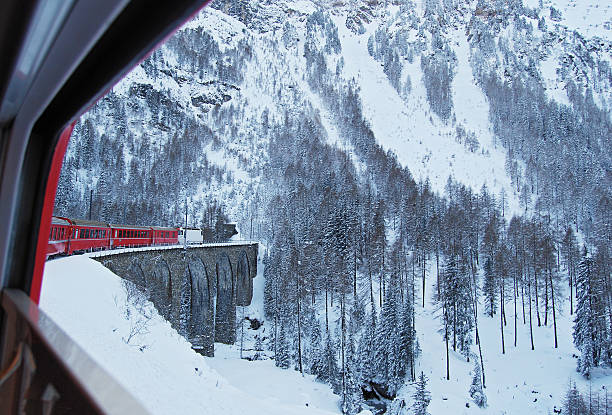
[152,226,179,245]
[109,224,153,249]
[69,219,111,254]
[48,216,72,257]
[46,216,180,257]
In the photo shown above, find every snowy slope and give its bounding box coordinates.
[524,0,612,40]
[39,253,611,415]
[40,256,341,415]
[398,260,612,415]
[333,14,519,212]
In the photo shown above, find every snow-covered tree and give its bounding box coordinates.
[412,372,431,415]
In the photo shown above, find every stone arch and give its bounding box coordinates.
[152,258,172,319]
[215,253,235,344]
[236,250,252,306]
[187,256,207,341]
[127,260,146,289]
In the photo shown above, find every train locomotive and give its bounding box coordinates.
[47,216,179,257]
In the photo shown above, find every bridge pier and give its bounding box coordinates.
[94,243,258,357]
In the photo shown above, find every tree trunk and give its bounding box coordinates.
[514,272,517,347]
[325,284,329,332]
[500,282,505,354]
[521,271,526,324]
[353,247,357,301]
[422,250,426,308]
[476,328,486,388]
[569,271,573,316]
[444,305,450,381]
[528,276,534,350]
[550,270,558,349]
[436,249,440,298]
[534,268,541,327]
[544,268,549,326]
[297,272,303,374]
[453,302,457,352]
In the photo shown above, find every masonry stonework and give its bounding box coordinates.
[93,243,258,357]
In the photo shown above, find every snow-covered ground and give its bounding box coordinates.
[41,251,611,415]
[525,0,612,40]
[40,255,341,415]
[405,260,612,415]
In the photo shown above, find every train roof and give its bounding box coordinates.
[151,226,179,231]
[109,224,152,230]
[51,216,71,226]
[69,218,109,227]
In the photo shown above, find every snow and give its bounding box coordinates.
[539,0,612,41]
[40,255,341,415]
[404,260,612,415]
[333,16,520,214]
[39,247,612,415]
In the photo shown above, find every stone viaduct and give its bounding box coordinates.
[93,242,258,356]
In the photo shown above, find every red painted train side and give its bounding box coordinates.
[47,216,179,257]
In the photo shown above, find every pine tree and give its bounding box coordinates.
[483,258,497,317]
[342,332,363,415]
[321,329,340,393]
[275,321,291,369]
[563,381,587,415]
[469,357,487,408]
[412,372,431,415]
[309,321,325,376]
[358,307,377,383]
[573,247,604,377]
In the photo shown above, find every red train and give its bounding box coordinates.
[47,216,179,257]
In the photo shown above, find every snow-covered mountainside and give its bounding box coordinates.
[51,0,612,414]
